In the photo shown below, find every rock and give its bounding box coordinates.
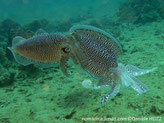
[116,0,163,24]
[0,65,16,87]
[0,19,22,44]
[23,19,49,33]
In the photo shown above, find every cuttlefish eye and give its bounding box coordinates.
[61,47,70,53]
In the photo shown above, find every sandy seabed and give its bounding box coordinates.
[0,20,164,123]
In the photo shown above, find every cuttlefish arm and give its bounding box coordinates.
[121,64,157,94]
[59,43,72,77]
[82,72,121,104]
[101,83,121,104]
[98,72,121,104]
[82,63,157,104]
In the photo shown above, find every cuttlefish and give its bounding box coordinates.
[8,32,71,76]
[67,25,157,104]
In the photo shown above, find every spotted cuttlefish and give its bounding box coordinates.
[67,25,157,104]
[8,32,71,76]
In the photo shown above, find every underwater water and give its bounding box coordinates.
[0,0,164,122]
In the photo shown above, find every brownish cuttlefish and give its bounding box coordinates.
[8,25,157,104]
[8,33,71,76]
[67,25,157,104]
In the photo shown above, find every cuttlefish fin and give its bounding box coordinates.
[12,36,26,47]
[8,47,34,66]
[35,28,48,36]
[60,56,70,77]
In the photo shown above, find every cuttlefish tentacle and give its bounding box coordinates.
[82,75,121,104]
[119,63,157,94]
[101,83,121,104]
[82,71,121,104]
[99,72,121,104]
[59,41,72,76]
[125,64,157,76]
[60,55,70,76]
[82,77,121,104]
[126,74,149,94]
[82,63,157,103]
